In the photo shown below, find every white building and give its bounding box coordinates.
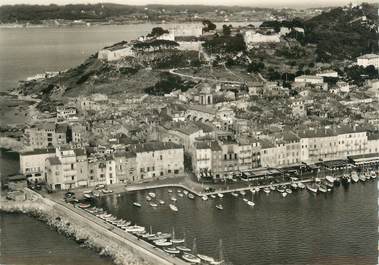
[98,45,134,61]
[244,31,280,48]
[295,75,324,85]
[357,54,379,68]
[19,148,56,183]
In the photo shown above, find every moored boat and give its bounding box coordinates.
[210,194,216,199]
[169,204,178,212]
[306,184,318,193]
[177,246,191,252]
[318,184,327,193]
[263,187,271,194]
[182,253,201,264]
[290,183,298,189]
[247,200,255,207]
[217,193,224,198]
[282,192,287,198]
[239,190,246,196]
[188,193,195,200]
[325,175,335,184]
[154,239,172,247]
[198,254,215,263]
[351,171,359,183]
[163,247,180,254]
[148,192,156,198]
[146,195,152,201]
[158,199,165,205]
[202,195,208,201]
[359,174,366,182]
[231,192,239,197]
[297,182,305,189]
[150,202,158,207]
[133,202,141,207]
[216,204,223,210]
[285,188,292,194]
[171,196,177,202]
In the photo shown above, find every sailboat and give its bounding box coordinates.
[182,238,201,263]
[170,228,185,244]
[211,239,225,265]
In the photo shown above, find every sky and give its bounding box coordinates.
[0,0,375,8]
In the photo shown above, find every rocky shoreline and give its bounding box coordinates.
[0,196,151,265]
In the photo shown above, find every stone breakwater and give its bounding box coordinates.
[0,192,150,265]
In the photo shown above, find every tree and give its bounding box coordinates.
[222,24,232,36]
[202,19,216,32]
[147,27,169,38]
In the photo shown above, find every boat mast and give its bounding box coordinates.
[192,237,197,255]
[217,239,225,264]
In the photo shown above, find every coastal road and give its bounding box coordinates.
[168,68,244,85]
[51,197,189,265]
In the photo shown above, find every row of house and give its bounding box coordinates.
[189,126,379,179]
[19,142,184,190]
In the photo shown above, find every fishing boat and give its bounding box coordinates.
[282,192,287,198]
[202,195,208,201]
[182,254,201,264]
[351,171,359,183]
[150,202,158,207]
[285,188,292,194]
[158,199,165,205]
[231,192,239,197]
[297,182,305,189]
[325,175,335,184]
[210,194,217,199]
[148,192,156,198]
[171,197,177,202]
[177,246,191,252]
[318,184,327,193]
[263,187,271,194]
[217,193,224,198]
[169,204,178,212]
[163,247,180,254]
[306,184,318,193]
[188,193,195,200]
[198,254,215,263]
[239,190,246,196]
[133,202,141,207]
[146,195,152,201]
[216,204,223,210]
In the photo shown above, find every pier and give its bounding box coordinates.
[26,189,189,265]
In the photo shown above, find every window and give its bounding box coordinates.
[71,164,74,170]
[71,176,74,180]
[109,173,113,178]
[160,155,163,160]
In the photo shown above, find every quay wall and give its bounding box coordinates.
[0,188,186,265]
